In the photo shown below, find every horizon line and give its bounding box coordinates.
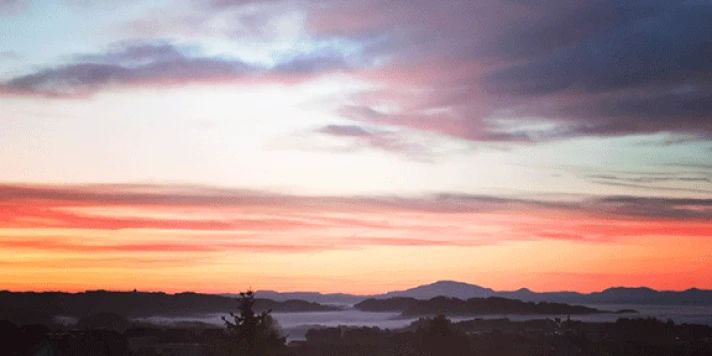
[3,281,711,296]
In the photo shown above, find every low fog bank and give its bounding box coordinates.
[121,305,712,341]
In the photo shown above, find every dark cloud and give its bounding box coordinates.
[475,1,618,61]
[483,3,712,94]
[0,41,365,97]
[2,60,246,97]
[554,88,712,138]
[314,124,433,160]
[336,104,540,144]
[302,0,712,142]
[588,196,712,220]
[77,41,189,64]
[474,1,712,139]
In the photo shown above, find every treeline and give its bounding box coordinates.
[0,290,340,321]
[355,296,601,317]
[294,316,712,356]
[3,307,712,355]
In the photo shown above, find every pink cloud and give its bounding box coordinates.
[304,0,712,141]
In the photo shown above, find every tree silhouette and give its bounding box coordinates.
[221,290,287,356]
[416,315,472,356]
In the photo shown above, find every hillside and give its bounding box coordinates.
[355,296,601,317]
[0,290,341,323]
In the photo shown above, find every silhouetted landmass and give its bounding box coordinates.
[0,290,341,323]
[585,287,712,305]
[296,317,712,356]
[615,308,639,314]
[252,291,366,304]
[0,305,55,326]
[383,281,712,305]
[76,312,132,332]
[2,314,712,355]
[258,280,712,305]
[379,280,496,300]
[269,299,343,313]
[355,296,601,317]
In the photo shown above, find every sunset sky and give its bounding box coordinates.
[1,0,711,294]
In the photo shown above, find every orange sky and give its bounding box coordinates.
[1,183,710,294]
[2,0,712,297]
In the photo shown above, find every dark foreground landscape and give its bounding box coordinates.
[3,309,712,356]
[2,290,712,356]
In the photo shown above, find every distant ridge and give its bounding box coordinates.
[354,295,601,317]
[251,291,366,305]
[253,280,712,306]
[0,290,341,324]
[379,280,496,300]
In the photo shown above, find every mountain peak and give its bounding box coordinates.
[378,280,495,300]
[601,286,657,294]
[430,280,484,287]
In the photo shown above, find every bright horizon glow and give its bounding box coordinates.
[1,184,710,294]
[1,0,710,294]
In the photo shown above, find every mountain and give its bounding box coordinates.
[377,280,496,300]
[252,281,712,306]
[501,286,712,305]
[586,287,712,305]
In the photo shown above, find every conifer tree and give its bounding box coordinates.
[222,290,286,356]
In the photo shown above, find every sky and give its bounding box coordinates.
[0,0,711,294]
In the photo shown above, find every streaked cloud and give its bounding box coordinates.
[0,185,712,231]
[313,124,433,160]
[584,170,712,195]
[2,183,710,224]
[1,183,710,279]
[0,40,376,97]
